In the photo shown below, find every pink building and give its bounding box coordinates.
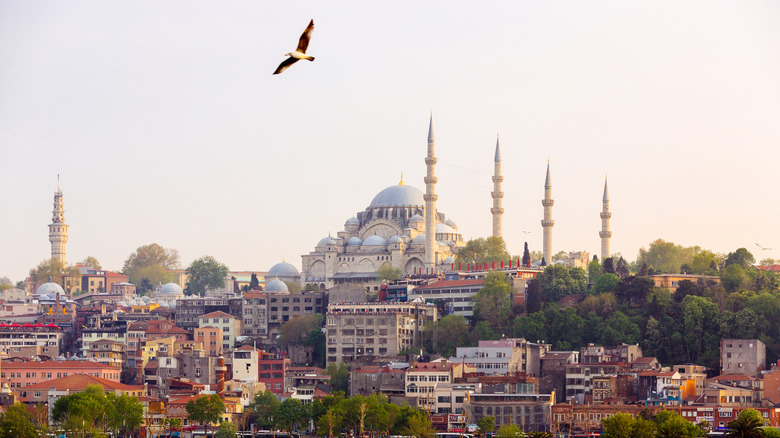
[0,359,120,390]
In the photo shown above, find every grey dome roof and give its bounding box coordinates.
[445,219,457,229]
[268,261,300,277]
[347,236,363,246]
[409,214,424,223]
[411,234,427,245]
[443,256,456,264]
[388,235,403,244]
[436,223,456,234]
[345,217,360,226]
[159,282,183,295]
[317,236,337,247]
[36,282,65,295]
[265,279,289,293]
[362,235,387,247]
[369,184,425,208]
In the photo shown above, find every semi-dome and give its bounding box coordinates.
[445,219,458,229]
[345,217,360,227]
[36,282,65,295]
[268,261,300,277]
[265,279,289,293]
[443,256,456,265]
[369,184,425,208]
[362,235,387,247]
[388,235,403,244]
[411,234,427,245]
[409,214,424,223]
[159,282,183,295]
[347,236,363,246]
[436,223,456,234]
[317,236,337,247]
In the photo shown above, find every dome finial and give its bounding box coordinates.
[399,172,404,185]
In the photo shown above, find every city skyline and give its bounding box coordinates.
[1,1,779,282]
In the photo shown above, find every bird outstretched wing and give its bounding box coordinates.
[297,19,314,53]
[273,57,299,75]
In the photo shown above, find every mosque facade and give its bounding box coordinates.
[300,117,482,290]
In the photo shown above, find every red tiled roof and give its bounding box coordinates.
[410,362,452,371]
[711,374,758,381]
[200,311,237,319]
[22,374,143,392]
[758,265,780,272]
[415,279,484,290]
[243,292,267,298]
[632,357,658,363]
[2,360,119,370]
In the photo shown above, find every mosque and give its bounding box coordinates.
[299,117,505,290]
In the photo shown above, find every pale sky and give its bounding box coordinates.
[2,1,779,283]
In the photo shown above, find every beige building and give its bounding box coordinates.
[195,326,224,356]
[198,311,241,353]
[649,274,720,293]
[325,300,437,365]
[85,339,127,369]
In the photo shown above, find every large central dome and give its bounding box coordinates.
[368,184,425,208]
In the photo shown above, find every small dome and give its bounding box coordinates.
[388,235,403,244]
[345,217,360,227]
[369,184,425,208]
[436,223,456,234]
[347,236,363,246]
[443,256,456,265]
[409,214,424,223]
[317,236,337,248]
[362,235,387,247]
[445,219,458,229]
[268,261,300,277]
[36,282,65,295]
[159,282,183,295]
[265,279,289,293]
[411,234,427,245]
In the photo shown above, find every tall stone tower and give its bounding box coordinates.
[541,161,554,264]
[48,176,69,264]
[599,176,612,260]
[491,135,504,238]
[424,115,438,270]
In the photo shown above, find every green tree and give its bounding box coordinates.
[276,398,309,435]
[0,403,38,438]
[760,258,777,267]
[377,264,402,282]
[404,411,434,438]
[477,416,496,435]
[588,258,603,283]
[215,421,238,438]
[186,394,225,437]
[525,278,542,314]
[28,258,81,292]
[250,273,260,289]
[721,264,749,292]
[250,391,280,430]
[79,256,102,269]
[473,271,513,334]
[327,362,350,393]
[637,239,698,274]
[725,248,756,270]
[496,424,521,438]
[593,273,619,294]
[654,410,704,437]
[280,314,324,348]
[522,242,531,267]
[316,408,342,437]
[616,257,630,278]
[122,243,180,286]
[603,257,616,274]
[537,264,586,302]
[186,255,229,297]
[691,250,721,274]
[428,314,470,357]
[108,392,144,437]
[602,412,639,438]
[455,236,511,266]
[725,409,764,437]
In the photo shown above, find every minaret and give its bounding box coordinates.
[491,135,504,238]
[599,176,612,260]
[541,161,554,264]
[48,176,69,264]
[424,115,438,271]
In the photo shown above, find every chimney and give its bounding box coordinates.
[216,356,226,396]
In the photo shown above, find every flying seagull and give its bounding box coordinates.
[273,19,315,75]
[756,243,773,251]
